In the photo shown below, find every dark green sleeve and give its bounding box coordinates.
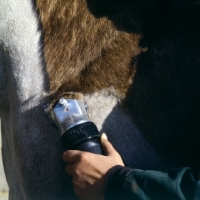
[104,166,200,200]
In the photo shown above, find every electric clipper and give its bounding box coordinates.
[44,94,103,154]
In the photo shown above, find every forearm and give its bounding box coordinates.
[105,166,200,200]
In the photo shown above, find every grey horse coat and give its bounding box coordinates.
[1,0,200,199]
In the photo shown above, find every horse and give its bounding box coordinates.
[0,0,200,199]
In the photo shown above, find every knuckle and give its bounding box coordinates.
[79,152,88,161]
[74,168,80,175]
[64,150,70,157]
[62,151,72,162]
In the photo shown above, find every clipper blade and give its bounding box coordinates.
[43,94,91,135]
[43,103,55,124]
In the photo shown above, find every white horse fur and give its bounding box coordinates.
[0,0,176,199]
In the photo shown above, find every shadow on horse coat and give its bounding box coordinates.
[87,0,200,166]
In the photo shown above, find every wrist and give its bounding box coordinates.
[104,165,131,200]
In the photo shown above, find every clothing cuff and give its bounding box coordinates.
[104,165,132,200]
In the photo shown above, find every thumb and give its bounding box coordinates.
[101,133,117,156]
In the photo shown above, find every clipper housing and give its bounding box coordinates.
[44,97,102,154]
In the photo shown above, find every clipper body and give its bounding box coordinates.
[45,98,103,154]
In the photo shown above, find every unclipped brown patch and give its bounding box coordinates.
[36,0,142,99]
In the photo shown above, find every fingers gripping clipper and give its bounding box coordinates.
[44,94,103,154]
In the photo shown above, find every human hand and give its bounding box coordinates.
[62,133,124,200]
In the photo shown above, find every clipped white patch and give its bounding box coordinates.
[0,0,47,107]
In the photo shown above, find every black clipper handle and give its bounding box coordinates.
[61,122,103,155]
